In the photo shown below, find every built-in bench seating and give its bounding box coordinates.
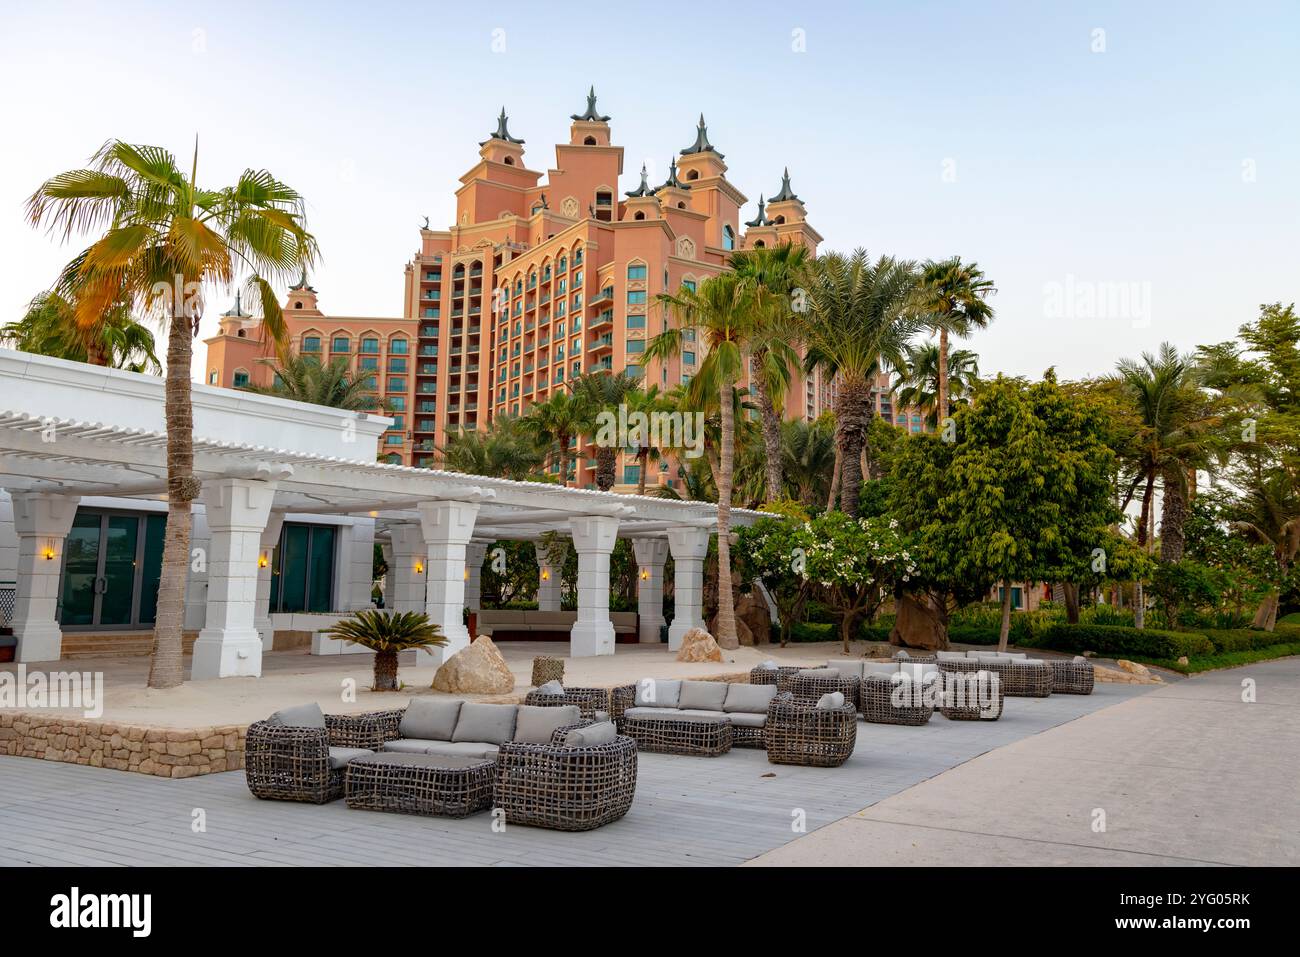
[476,609,638,642]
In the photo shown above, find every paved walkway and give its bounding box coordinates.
[748,657,1300,867]
[0,683,1150,866]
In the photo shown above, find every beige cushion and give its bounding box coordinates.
[622,706,676,720]
[723,683,778,713]
[563,721,618,747]
[862,661,900,676]
[899,663,939,681]
[327,746,373,769]
[535,679,564,695]
[399,698,462,741]
[675,709,729,720]
[451,703,518,745]
[825,660,864,679]
[380,738,443,755]
[425,741,499,760]
[268,702,326,729]
[815,691,846,709]
[936,651,967,661]
[679,680,728,711]
[726,712,767,728]
[799,668,841,680]
[635,677,681,708]
[513,704,581,745]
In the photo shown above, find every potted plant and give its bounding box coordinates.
[325,610,447,691]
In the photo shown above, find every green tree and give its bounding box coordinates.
[28,140,317,689]
[572,369,641,491]
[248,353,381,410]
[1,289,160,372]
[780,416,837,507]
[911,257,996,422]
[521,388,584,486]
[440,414,545,480]
[325,610,446,692]
[893,340,979,427]
[624,384,675,495]
[736,513,811,647]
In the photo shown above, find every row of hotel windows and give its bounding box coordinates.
[300,336,409,355]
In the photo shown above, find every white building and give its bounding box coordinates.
[0,350,757,678]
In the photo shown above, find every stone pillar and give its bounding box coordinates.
[416,499,479,667]
[667,525,709,650]
[343,518,377,611]
[387,523,426,613]
[253,512,285,652]
[190,479,277,680]
[633,537,669,644]
[464,541,488,612]
[9,493,79,663]
[535,546,564,612]
[569,515,619,657]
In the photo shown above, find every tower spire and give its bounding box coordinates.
[289,267,315,293]
[654,157,690,192]
[625,163,653,197]
[480,107,525,146]
[744,195,771,227]
[571,85,611,122]
[680,114,724,158]
[771,167,800,202]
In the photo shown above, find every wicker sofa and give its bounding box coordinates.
[764,692,857,767]
[857,660,939,725]
[523,682,612,720]
[611,678,779,751]
[245,703,404,804]
[1047,656,1095,694]
[936,650,1054,697]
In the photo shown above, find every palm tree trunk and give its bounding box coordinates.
[835,379,872,518]
[637,448,649,495]
[148,310,200,689]
[595,447,616,491]
[373,648,399,691]
[998,578,1013,651]
[1159,463,1187,562]
[749,360,784,503]
[827,444,841,512]
[714,377,737,648]
[937,326,950,422]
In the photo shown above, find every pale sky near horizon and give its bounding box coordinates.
[1,0,1297,382]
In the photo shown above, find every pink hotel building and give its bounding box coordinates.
[205,91,845,491]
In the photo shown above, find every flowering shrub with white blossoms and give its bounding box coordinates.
[796,512,918,590]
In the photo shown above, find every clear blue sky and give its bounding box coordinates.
[2,0,1297,380]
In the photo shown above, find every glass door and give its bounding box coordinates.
[58,509,164,629]
[60,512,102,626]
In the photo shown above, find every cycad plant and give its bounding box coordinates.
[325,610,446,691]
[249,353,382,411]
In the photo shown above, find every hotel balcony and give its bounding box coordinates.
[417,401,436,414]
[589,288,614,308]
[589,334,614,353]
[591,310,613,330]
[469,266,483,277]
[418,345,438,357]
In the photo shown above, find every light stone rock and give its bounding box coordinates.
[676,627,723,663]
[431,635,515,694]
[1117,659,1152,678]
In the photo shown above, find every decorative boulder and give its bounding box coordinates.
[889,593,950,651]
[432,635,515,694]
[735,592,772,646]
[676,627,723,663]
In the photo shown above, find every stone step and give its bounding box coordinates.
[59,632,197,660]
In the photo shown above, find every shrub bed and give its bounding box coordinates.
[1039,624,1215,659]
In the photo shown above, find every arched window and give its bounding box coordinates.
[754,240,766,248]
[583,135,596,146]
[686,170,699,181]
[633,211,645,220]
[503,156,515,166]
[722,225,735,250]
[774,215,786,225]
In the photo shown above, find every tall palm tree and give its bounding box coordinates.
[521,388,584,486]
[911,257,996,422]
[2,289,160,372]
[893,340,980,427]
[729,242,809,502]
[799,251,920,518]
[440,414,546,480]
[1229,461,1300,630]
[625,384,675,495]
[248,353,381,411]
[570,369,641,491]
[648,275,759,648]
[781,416,837,506]
[27,140,317,689]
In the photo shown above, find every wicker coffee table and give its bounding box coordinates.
[620,714,733,756]
[345,752,496,818]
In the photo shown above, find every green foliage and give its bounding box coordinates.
[250,352,382,411]
[325,610,446,653]
[1038,624,1214,659]
[1,290,160,372]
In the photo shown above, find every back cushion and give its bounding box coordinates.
[678,680,728,712]
[634,677,681,708]
[936,651,967,661]
[513,704,582,744]
[451,703,519,745]
[269,702,326,729]
[899,663,939,681]
[563,721,618,748]
[825,660,864,680]
[799,668,842,680]
[815,691,846,709]
[399,698,462,741]
[862,661,900,677]
[723,683,778,714]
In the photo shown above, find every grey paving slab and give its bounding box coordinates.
[0,682,1151,866]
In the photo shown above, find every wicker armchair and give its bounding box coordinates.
[784,670,861,710]
[609,684,637,727]
[523,686,611,719]
[859,673,935,726]
[1049,657,1095,694]
[494,723,638,830]
[245,709,403,804]
[748,665,801,687]
[937,656,1052,697]
[937,670,1005,721]
[764,692,857,767]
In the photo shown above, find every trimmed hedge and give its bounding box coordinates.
[1203,626,1300,653]
[1039,624,1214,659]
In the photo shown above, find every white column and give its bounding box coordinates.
[416,499,479,667]
[343,518,377,611]
[667,525,709,650]
[535,546,564,611]
[387,523,426,613]
[633,537,669,644]
[190,479,277,680]
[9,493,78,663]
[253,512,285,652]
[464,541,488,612]
[569,515,619,657]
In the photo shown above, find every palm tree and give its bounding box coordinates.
[648,275,760,648]
[440,414,545,480]
[247,353,381,411]
[570,370,641,491]
[27,140,317,689]
[2,289,160,372]
[325,610,446,691]
[521,388,584,486]
[625,384,675,495]
[1229,462,1300,631]
[911,257,996,422]
[781,416,837,506]
[799,251,920,518]
[729,242,809,502]
[893,340,980,427]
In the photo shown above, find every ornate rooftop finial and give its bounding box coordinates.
[421,215,429,229]
[744,195,771,228]
[289,267,315,293]
[625,164,654,197]
[539,192,549,209]
[570,85,611,123]
[654,157,690,193]
[481,106,525,146]
[771,167,800,202]
[680,114,723,158]
[221,291,250,318]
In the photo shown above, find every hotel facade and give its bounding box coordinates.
[204,91,835,491]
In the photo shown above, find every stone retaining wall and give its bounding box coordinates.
[0,711,246,778]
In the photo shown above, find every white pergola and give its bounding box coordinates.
[0,351,760,678]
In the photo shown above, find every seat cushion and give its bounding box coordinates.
[899,662,939,681]
[799,668,841,679]
[862,661,900,676]
[936,651,967,661]
[451,703,518,745]
[635,677,681,708]
[327,746,373,769]
[563,721,618,747]
[513,704,582,745]
[675,709,729,720]
[679,680,729,712]
[425,741,499,760]
[399,698,462,741]
[816,692,846,709]
[825,660,865,680]
[380,738,444,755]
[268,702,326,729]
[726,712,767,728]
[724,682,778,714]
[623,706,673,720]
